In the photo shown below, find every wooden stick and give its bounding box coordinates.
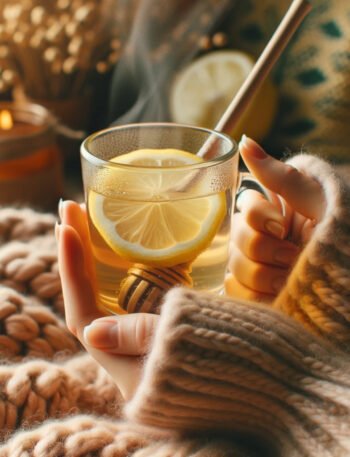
[50,58,64,99]
[62,55,79,97]
[167,0,312,195]
[198,0,312,158]
[44,46,62,98]
[13,30,46,99]
[29,31,49,94]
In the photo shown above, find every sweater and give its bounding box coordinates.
[0,153,349,456]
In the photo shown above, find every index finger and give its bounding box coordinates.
[59,200,96,282]
[57,224,104,340]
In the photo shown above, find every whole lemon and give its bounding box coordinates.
[170,50,278,143]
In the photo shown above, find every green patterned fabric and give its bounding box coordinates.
[226,0,350,162]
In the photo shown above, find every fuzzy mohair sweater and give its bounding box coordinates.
[0,153,349,457]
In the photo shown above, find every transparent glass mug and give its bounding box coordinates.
[81,123,238,315]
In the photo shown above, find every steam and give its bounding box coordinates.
[108,0,234,125]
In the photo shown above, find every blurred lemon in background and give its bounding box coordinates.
[169,50,278,143]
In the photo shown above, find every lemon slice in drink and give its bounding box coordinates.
[170,50,278,142]
[88,149,226,267]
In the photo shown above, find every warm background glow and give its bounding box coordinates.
[0,110,13,130]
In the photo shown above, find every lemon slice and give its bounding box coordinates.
[88,149,226,267]
[170,50,278,142]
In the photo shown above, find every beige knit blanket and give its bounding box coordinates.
[0,157,350,457]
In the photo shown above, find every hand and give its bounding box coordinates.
[225,136,325,303]
[56,200,159,400]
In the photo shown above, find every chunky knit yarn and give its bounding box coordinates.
[0,415,252,457]
[274,154,350,347]
[0,353,122,440]
[0,287,78,360]
[126,288,350,456]
[0,207,55,243]
[0,235,64,315]
[0,153,349,456]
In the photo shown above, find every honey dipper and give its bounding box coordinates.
[118,263,193,314]
[116,0,312,314]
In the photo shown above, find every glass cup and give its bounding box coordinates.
[81,123,238,315]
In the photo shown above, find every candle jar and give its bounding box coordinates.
[0,102,63,210]
[36,92,92,171]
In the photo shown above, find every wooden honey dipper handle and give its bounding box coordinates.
[198,0,312,158]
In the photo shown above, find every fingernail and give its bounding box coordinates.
[265,220,285,239]
[84,319,119,349]
[58,198,64,220]
[272,276,286,293]
[239,135,267,160]
[274,248,298,266]
[54,221,61,241]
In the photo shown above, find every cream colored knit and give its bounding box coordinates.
[0,234,64,315]
[0,153,349,456]
[273,154,350,346]
[0,287,78,360]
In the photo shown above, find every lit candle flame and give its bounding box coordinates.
[0,110,14,130]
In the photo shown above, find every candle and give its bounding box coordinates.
[0,109,43,137]
[0,102,63,209]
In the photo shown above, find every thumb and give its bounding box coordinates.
[239,135,325,222]
[83,313,159,355]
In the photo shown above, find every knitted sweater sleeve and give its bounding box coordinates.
[273,154,350,348]
[126,288,350,456]
[124,155,350,456]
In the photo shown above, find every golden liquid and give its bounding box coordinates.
[87,190,232,315]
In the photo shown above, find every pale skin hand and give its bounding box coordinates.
[225,135,326,302]
[57,135,325,399]
[56,200,159,400]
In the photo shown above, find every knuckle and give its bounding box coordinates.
[250,263,266,287]
[246,232,264,260]
[230,214,244,240]
[135,314,152,352]
[246,290,272,304]
[228,249,241,276]
[280,165,300,193]
[245,202,266,229]
[243,200,259,221]
[224,274,236,295]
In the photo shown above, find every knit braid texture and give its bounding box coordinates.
[0,415,256,457]
[0,287,78,360]
[126,288,350,457]
[0,207,55,243]
[0,353,122,439]
[0,235,64,315]
[274,154,350,348]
